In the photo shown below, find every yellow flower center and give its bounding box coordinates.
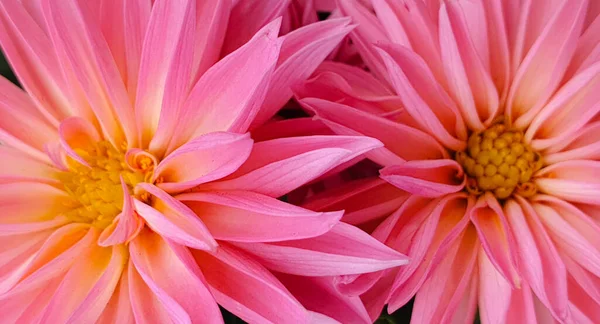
[455,120,543,200]
[58,141,152,228]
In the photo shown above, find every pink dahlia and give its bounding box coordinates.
[298,0,600,322]
[0,0,408,322]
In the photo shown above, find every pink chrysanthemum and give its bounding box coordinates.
[298,0,600,322]
[0,1,409,322]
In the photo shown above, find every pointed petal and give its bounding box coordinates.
[194,243,309,323]
[252,18,354,127]
[471,193,520,286]
[179,190,343,242]
[478,249,514,324]
[0,146,59,185]
[508,0,588,127]
[380,159,465,197]
[128,260,178,324]
[0,76,58,162]
[169,20,282,150]
[134,184,217,251]
[96,263,135,324]
[234,222,408,276]
[206,135,381,197]
[98,176,143,246]
[0,182,70,224]
[505,197,570,322]
[536,160,600,205]
[300,97,447,163]
[544,121,600,164]
[122,0,151,101]
[154,132,253,193]
[129,230,222,323]
[276,274,371,324]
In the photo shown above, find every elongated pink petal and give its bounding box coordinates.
[135,0,196,147]
[98,176,143,247]
[388,194,473,311]
[0,146,59,184]
[0,182,69,223]
[58,116,101,167]
[470,193,520,286]
[302,177,408,225]
[565,13,600,80]
[154,132,253,193]
[0,76,58,162]
[46,245,126,324]
[250,117,333,142]
[438,2,499,130]
[526,62,600,150]
[508,0,588,127]
[169,20,282,150]
[222,0,291,55]
[194,243,309,323]
[134,184,217,251]
[375,43,467,150]
[301,97,447,163]
[252,18,354,127]
[379,159,464,198]
[0,0,72,122]
[544,121,600,164]
[123,0,151,101]
[536,160,600,205]
[128,260,177,324]
[206,135,381,197]
[336,0,389,82]
[96,264,134,324]
[276,274,371,324]
[567,274,600,324]
[234,222,408,276]
[505,197,570,322]
[533,195,600,278]
[411,226,479,324]
[42,0,136,145]
[478,249,514,324]
[130,230,222,323]
[0,217,69,236]
[179,190,342,242]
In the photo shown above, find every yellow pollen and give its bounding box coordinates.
[58,141,150,228]
[456,121,543,200]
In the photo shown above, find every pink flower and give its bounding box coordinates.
[298,0,600,322]
[0,1,408,322]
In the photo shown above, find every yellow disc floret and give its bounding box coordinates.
[58,141,148,228]
[456,121,543,200]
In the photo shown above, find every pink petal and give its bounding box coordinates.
[565,13,600,80]
[250,117,333,142]
[526,62,600,151]
[154,132,253,193]
[0,182,70,223]
[96,264,135,324]
[360,269,398,321]
[41,245,127,323]
[375,42,467,150]
[0,76,58,162]
[129,230,222,323]
[98,176,143,247]
[58,116,101,167]
[128,260,178,324]
[379,159,465,198]
[252,18,354,127]
[194,243,309,323]
[568,274,600,324]
[135,0,196,147]
[544,121,600,164]
[505,197,570,322]
[478,249,514,324]
[168,20,282,150]
[0,146,59,185]
[276,274,371,324]
[222,0,291,55]
[0,0,72,122]
[133,183,217,251]
[42,0,136,145]
[206,135,381,198]
[336,0,389,82]
[508,0,587,127]
[388,194,473,311]
[123,0,151,100]
[536,160,600,205]
[410,225,479,324]
[300,97,447,163]
[470,193,520,286]
[234,222,408,276]
[302,177,408,225]
[438,2,499,130]
[178,190,343,242]
[532,195,600,278]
